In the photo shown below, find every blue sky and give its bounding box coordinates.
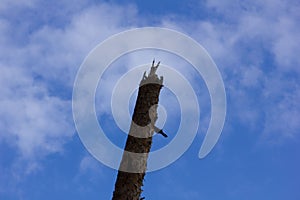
[1,0,300,199]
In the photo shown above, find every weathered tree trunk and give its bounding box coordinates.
[112,61,163,200]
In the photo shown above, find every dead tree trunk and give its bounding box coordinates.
[112,61,163,200]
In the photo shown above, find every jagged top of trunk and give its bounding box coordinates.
[140,60,163,86]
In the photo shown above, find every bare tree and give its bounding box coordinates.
[112,60,165,200]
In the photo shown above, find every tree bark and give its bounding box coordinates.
[112,62,163,200]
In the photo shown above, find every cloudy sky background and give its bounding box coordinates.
[1,0,300,199]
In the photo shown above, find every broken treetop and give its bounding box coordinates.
[140,60,163,86]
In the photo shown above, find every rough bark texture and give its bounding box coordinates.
[112,63,163,200]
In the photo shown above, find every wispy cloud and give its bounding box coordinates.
[1,2,299,197]
[0,2,137,164]
[160,0,300,142]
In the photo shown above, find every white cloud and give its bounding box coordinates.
[159,0,300,141]
[98,0,299,145]
[240,65,263,87]
[0,0,36,11]
[0,2,138,163]
[0,64,73,158]
[272,16,300,72]
[206,0,300,72]
[1,0,299,177]
[262,74,300,142]
[26,4,137,86]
